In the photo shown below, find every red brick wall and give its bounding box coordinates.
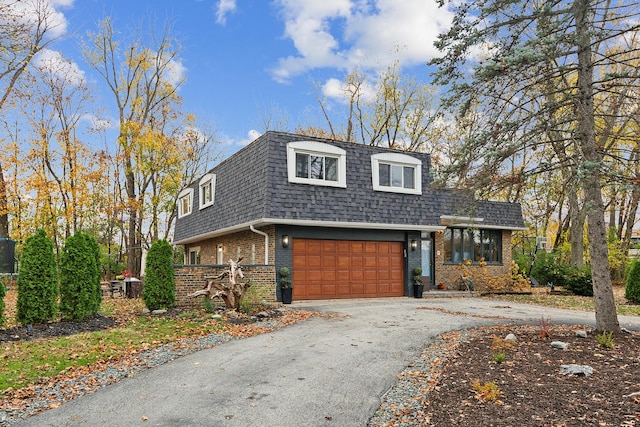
[174,264,277,309]
[184,226,276,266]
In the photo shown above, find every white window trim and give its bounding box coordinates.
[199,173,216,210]
[286,141,347,188]
[216,244,224,265]
[371,152,422,195]
[186,246,201,265]
[177,188,194,218]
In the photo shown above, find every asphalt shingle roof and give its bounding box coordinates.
[174,131,525,243]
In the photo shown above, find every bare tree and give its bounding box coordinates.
[0,0,62,238]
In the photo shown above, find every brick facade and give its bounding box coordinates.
[184,226,276,266]
[434,230,512,289]
[176,226,277,309]
[174,264,277,310]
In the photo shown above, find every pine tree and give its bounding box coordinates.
[625,259,640,303]
[430,0,639,332]
[142,239,175,311]
[16,229,58,325]
[80,232,102,313]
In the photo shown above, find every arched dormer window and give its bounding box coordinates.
[199,173,216,209]
[371,152,422,195]
[286,141,347,188]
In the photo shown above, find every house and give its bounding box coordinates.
[173,131,526,304]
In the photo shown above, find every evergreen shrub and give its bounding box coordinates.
[59,232,100,320]
[143,239,175,311]
[16,229,58,325]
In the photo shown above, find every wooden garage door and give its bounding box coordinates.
[292,239,404,300]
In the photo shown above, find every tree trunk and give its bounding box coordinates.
[125,154,141,278]
[568,189,585,268]
[574,0,619,332]
[0,163,8,238]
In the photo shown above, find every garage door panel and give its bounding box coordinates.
[336,241,351,253]
[351,270,364,280]
[322,270,336,281]
[350,242,364,253]
[337,285,351,295]
[292,238,404,300]
[337,256,350,268]
[306,256,322,268]
[364,256,378,267]
[323,256,336,268]
[350,283,364,294]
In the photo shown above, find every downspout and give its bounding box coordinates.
[249,224,269,265]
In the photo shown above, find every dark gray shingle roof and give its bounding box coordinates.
[174,131,525,243]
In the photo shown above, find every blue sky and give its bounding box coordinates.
[42,0,455,158]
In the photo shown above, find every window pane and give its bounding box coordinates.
[443,229,452,262]
[296,153,309,178]
[310,155,324,179]
[403,166,415,189]
[391,165,403,187]
[379,163,390,186]
[482,230,502,263]
[325,157,337,181]
[473,230,482,262]
[180,195,190,215]
[452,229,462,262]
[463,230,473,261]
[202,182,212,204]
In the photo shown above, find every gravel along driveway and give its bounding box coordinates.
[16,297,640,427]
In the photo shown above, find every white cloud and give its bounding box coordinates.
[271,0,454,82]
[216,0,237,25]
[1,0,71,38]
[81,114,115,132]
[50,0,74,7]
[240,129,262,146]
[32,49,85,86]
[165,58,187,87]
[321,76,375,104]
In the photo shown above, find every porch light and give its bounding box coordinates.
[282,235,290,248]
[410,239,417,251]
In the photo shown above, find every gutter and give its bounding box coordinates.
[250,224,269,265]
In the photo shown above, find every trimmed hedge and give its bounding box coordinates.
[143,239,175,311]
[16,229,58,325]
[531,251,593,297]
[625,259,640,303]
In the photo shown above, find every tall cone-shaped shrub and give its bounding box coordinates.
[60,232,101,320]
[143,239,175,311]
[80,232,102,312]
[625,259,640,303]
[16,229,58,325]
[0,278,6,326]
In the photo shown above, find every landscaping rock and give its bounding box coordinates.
[551,341,569,349]
[560,364,593,377]
[505,333,517,342]
[211,314,223,320]
[151,309,167,315]
[575,330,588,338]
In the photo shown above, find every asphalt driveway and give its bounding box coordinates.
[16,297,640,426]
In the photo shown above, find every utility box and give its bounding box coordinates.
[0,238,15,274]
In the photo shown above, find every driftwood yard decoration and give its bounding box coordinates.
[191,258,251,311]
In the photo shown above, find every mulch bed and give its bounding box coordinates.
[0,315,116,342]
[374,325,640,426]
